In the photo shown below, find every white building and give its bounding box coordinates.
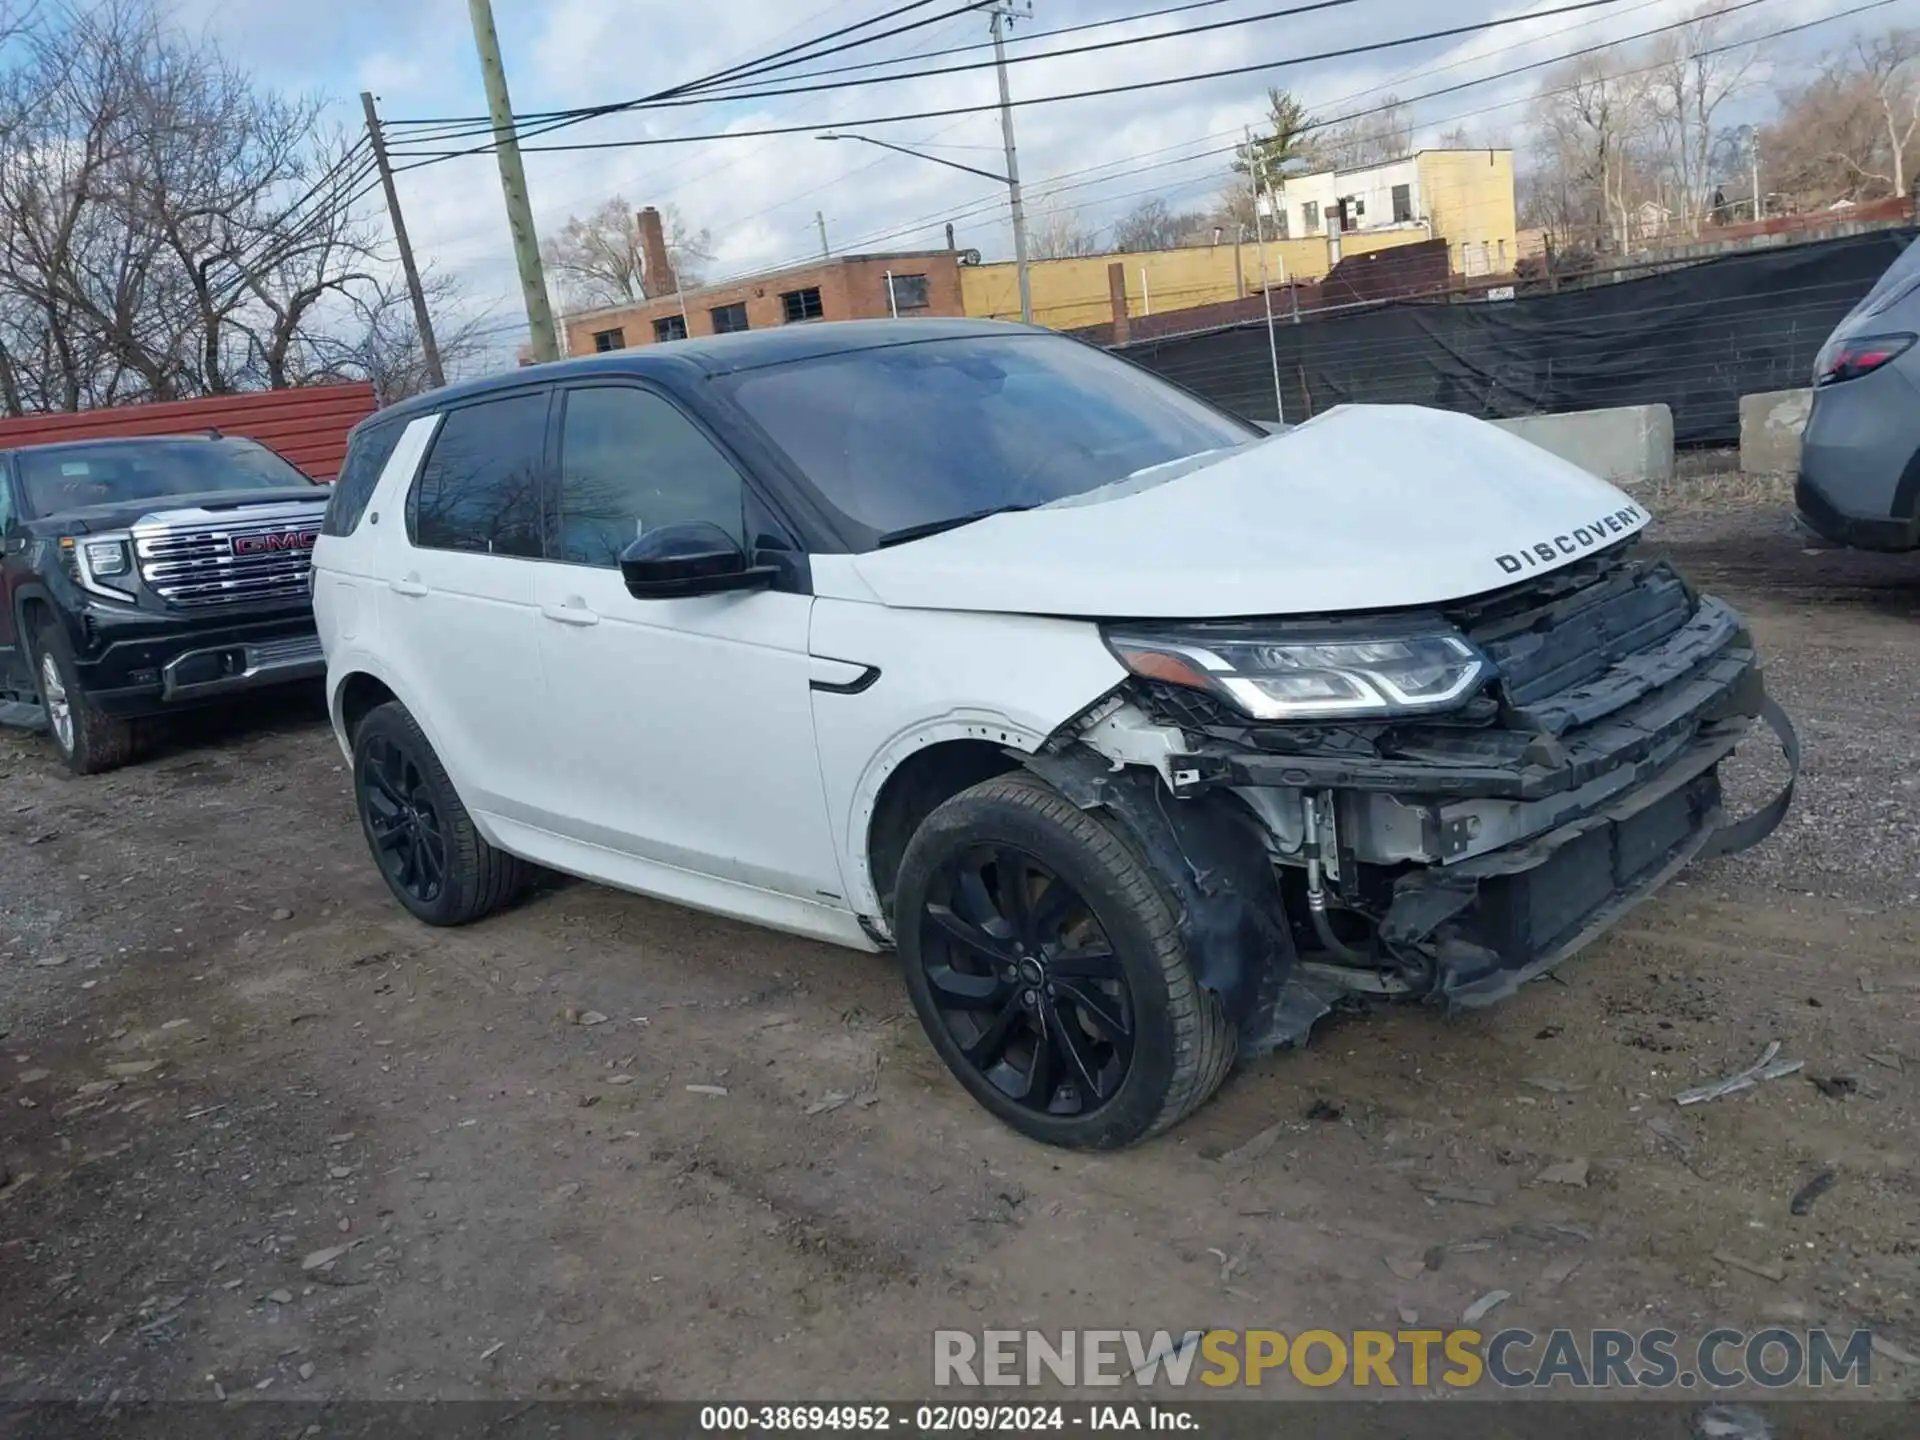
[1257,149,1519,279]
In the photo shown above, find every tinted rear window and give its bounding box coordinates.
[322,418,407,537]
[407,392,548,558]
[18,437,313,518]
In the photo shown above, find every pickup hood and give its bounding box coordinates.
[842,405,1650,619]
[23,486,326,537]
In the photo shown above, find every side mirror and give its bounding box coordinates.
[619,521,776,600]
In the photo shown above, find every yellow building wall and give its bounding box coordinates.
[1416,150,1518,275]
[961,234,1427,331]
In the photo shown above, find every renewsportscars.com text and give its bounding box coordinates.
[933,1327,1878,1390]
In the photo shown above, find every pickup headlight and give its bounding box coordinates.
[83,539,129,576]
[65,533,137,601]
[1104,625,1492,720]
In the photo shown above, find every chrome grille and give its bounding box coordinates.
[132,500,329,609]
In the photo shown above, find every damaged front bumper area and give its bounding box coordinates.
[1050,549,1799,1054]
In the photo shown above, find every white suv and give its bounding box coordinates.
[312,319,1795,1150]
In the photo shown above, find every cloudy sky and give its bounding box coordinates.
[174,0,1903,351]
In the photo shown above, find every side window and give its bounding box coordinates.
[407,392,548,558]
[321,419,404,537]
[0,460,14,533]
[552,387,744,567]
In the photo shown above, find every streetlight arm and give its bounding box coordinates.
[817,132,1010,186]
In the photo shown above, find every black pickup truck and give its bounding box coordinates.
[0,432,329,773]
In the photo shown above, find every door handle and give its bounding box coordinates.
[388,576,428,598]
[540,601,599,627]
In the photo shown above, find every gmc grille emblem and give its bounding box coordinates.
[232,529,319,556]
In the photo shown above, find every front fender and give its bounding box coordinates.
[807,599,1129,920]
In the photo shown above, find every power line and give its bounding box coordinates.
[388,0,1360,156]
[675,0,1853,289]
[681,0,1250,98]
[418,9,992,272]
[387,0,1633,167]
[385,0,991,143]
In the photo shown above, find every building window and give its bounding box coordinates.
[1392,183,1412,224]
[889,274,930,311]
[591,328,625,352]
[1301,201,1319,233]
[780,287,825,323]
[1275,207,1289,239]
[653,315,688,343]
[710,302,750,334]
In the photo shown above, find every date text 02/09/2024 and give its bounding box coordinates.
[696,1403,1198,1432]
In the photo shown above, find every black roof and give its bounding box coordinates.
[374,317,1048,429]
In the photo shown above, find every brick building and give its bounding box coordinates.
[559,207,967,355]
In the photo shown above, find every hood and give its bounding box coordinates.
[24,486,327,537]
[839,405,1650,619]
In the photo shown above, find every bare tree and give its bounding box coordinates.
[1850,29,1920,195]
[540,197,713,309]
[302,271,492,402]
[1027,192,1099,260]
[0,0,419,413]
[1523,55,1656,252]
[1758,31,1920,210]
[1645,4,1760,237]
[1317,95,1415,169]
[1109,198,1208,253]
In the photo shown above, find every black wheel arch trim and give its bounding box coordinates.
[1894,438,1920,525]
[1015,745,1333,1057]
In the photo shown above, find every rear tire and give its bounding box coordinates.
[32,619,135,776]
[352,700,526,926]
[894,772,1235,1149]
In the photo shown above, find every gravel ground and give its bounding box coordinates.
[3,490,1919,1417]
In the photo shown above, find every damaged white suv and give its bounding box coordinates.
[312,319,1797,1150]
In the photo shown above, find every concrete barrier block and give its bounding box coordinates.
[1739,387,1811,475]
[1489,404,1674,487]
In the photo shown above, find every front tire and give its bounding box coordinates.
[32,619,135,776]
[352,700,526,926]
[894,772,1236,1149]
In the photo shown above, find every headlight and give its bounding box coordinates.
[1105,625,1492,720]
[83,539,129,576]
[67,533,137,601]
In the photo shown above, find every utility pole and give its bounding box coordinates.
[1750,128,1762,223]
[991,3,1033,325]
[361,91,445,390]
[1246,128,1285,425]
[816,210,831,258]
[466,0,559,363]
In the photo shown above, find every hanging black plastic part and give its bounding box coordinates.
[1017,746,1332,1058]
[1697,696,1800,862]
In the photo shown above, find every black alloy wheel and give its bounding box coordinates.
[350,700,527,927]
[360,732,448,907]
[920,845,1136,1118]
[895,772,1236,1148]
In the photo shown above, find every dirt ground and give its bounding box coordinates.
[4,487,1920,1411]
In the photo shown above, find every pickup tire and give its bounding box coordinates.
[32,618,135,776]
[351,700,526,926]
[894,772,1236,1149]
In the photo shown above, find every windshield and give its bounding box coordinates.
[723,333,1260,543]
[17,437,314,518]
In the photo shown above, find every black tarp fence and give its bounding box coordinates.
[1116,228,1917,445]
